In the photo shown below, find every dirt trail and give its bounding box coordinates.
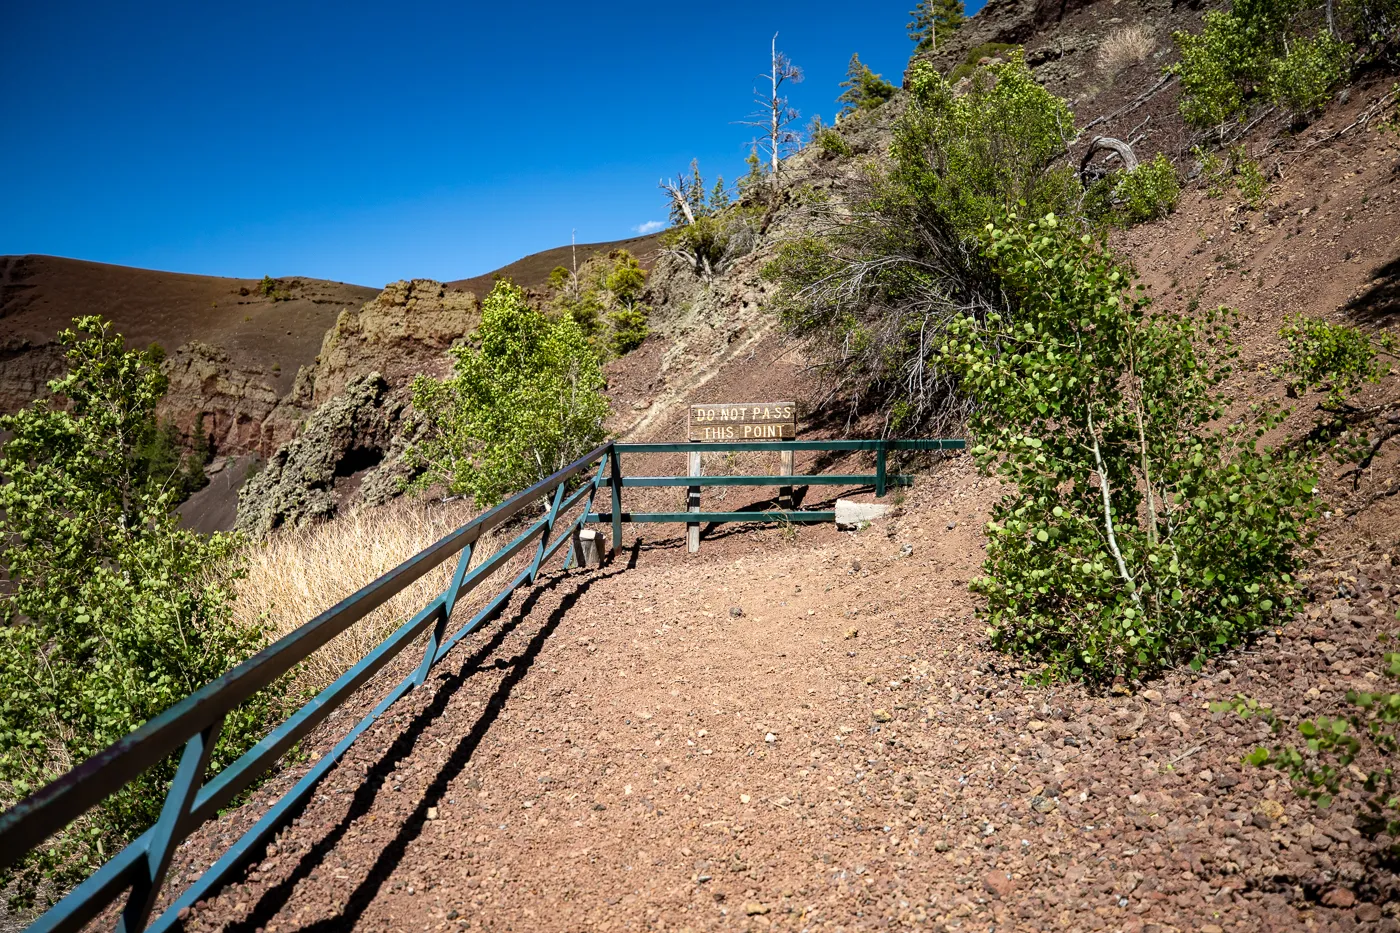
[156,461,1399,933]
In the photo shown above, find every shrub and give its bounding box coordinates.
[1215,644,1400,856]
[0,318,273,907]
[1193,144,1269,206]
[815,126,853,157]
[1098,25,1158,75]
[939,216,1318,684]
[661,159,762,279]
[948,42,1021,83]
[895,54,1079,240]
[1172,0,1353,131]
[407,281,610,506]
[1279,314,1396,406]
[1112,154,1182,224]
[764,53,1076,434]
[548,249,652,356]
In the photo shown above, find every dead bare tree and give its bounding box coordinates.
[737,33,804,182]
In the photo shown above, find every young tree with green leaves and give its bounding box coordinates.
[0,318,272,906]
[939,216,1318,683]
[909,0,966,52]
[407,281,610,506]
[837,53,898,116]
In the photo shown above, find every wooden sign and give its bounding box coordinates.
[688,402,796,442]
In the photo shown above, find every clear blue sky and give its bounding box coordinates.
[2,1,984,287]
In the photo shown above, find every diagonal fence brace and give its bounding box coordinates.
[117,718,224,933]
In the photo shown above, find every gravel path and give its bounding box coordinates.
[159,466,1400,933]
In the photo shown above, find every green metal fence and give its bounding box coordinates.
[0,437,961,932]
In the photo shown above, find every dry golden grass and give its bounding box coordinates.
[1097,25,1157,76]
[231,499,496,696]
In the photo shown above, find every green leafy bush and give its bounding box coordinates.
[1215,645,1400,855]
[895,54,1079,240]
[1279,314,1396,406]
[407,281,610,506]
[1193,145,1270,206]
[939,216,1318,684]
[764,53,1076,433]
[1108,154,1182,225]
[814,127,852,157]
[0,318,271,907]
[1172,0,1353,131]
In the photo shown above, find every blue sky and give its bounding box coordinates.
[1,1,984,287]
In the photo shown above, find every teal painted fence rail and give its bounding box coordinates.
[0,436,961,932]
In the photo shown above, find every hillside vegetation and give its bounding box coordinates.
[4,0,1400,926]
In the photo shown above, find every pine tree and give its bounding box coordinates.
[837,54,897,116]
[908,0,966,53]
[709,176,731,213]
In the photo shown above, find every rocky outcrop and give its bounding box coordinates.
[159,342,281,454]
[235,373,403,537]
[310,278,477,405]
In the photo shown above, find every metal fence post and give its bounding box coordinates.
[414,543,473,687]
[686,451,702,554]
[117,718,224,933]
[609,449,623,555]
[875,443,887,498]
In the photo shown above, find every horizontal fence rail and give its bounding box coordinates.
[0,435,961,932]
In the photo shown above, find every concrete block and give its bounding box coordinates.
[835,499,891,528]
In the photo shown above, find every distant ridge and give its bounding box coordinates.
[447,231,666,295]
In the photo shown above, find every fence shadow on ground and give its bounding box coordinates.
[206,547,638,933]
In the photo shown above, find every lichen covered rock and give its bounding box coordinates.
[235,373,401,537]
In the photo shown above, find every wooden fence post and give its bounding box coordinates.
[687,451,702,553]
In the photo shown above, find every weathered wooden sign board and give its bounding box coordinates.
[688,402,796,442]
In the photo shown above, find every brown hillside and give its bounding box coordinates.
[0,255,379,402]
[447,232,666,294]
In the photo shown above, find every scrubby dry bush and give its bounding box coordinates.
[1097,25,1157,75]
[231,500,494,694]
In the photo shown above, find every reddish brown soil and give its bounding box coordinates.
[153,461,1399,933]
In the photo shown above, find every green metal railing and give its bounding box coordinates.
[0,437,961,932]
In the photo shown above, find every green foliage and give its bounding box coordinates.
[1090,154,1182,227]
[662,159,761,279]
[909,0,966,53]
[0,318,270,906]
[258,275,291,301]
[938,216,1318,684]
[948,42,1022,83]
[134,413,213,503]
[764,54,1076,433]
[898,54,1079,240]
[547,250,653,356]
[1172,0,1353,131]
[816,128,852,157]
[1114,155,1182,224]
[837,53,897,116]
[1215,645,1400,853]
[407,281,610,506]
[1268,31,1353,113]
[1278,314,1396,406]
[1193,145,1269,207]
